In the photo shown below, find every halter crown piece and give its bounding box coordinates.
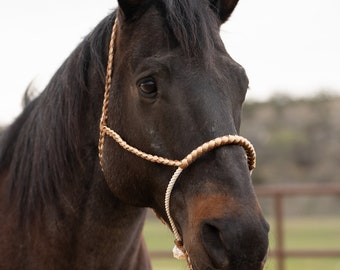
[98,18,256,270]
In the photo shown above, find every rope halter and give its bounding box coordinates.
[98,17,256,269]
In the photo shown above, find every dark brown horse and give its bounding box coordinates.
[0,1,269,269]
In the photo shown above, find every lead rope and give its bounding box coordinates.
[98,18,256,270]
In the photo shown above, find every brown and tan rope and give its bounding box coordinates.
[98,17,256,269]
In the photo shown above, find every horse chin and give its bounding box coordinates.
[182,234,268,270]
[187,249,267,270]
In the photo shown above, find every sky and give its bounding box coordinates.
[0,0,339,125]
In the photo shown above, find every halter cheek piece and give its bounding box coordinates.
[98,18,256,269]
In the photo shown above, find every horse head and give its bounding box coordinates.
[100,0,269,269]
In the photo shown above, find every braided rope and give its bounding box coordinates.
[98,17,256,269]
[102,125,256,172]
[163,135,255,262]
[98,18,119,170]
[165,167,183,241]
[102,126,182,167]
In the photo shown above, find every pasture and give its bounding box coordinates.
[144,215,340,270]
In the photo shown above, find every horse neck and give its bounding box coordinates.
[0,13,151,269]
[0,72,151,270]
[1,157,150,269]
[75,173,150,269]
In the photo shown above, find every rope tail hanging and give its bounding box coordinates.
[98,17,256,270]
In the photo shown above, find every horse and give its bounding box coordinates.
[0,0,269,269]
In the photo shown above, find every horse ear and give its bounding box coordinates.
[117,0,151,20]
[210,0,239,23]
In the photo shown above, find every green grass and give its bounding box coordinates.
[265,257,340,270]
[143,216,340,270]
[143,218,185,269]
[266,216,340,270]
[283,217,340,249]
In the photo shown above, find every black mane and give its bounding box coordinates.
[0,13,116,224]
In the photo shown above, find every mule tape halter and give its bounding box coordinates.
[98,18,256,266]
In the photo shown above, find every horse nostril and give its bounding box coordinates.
[201,223,230,269]
[200,219,269,270]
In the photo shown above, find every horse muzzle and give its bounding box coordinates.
[177,192,269,270]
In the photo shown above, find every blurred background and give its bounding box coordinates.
[0,0,339,269]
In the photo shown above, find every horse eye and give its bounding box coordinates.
[138,78,158,98]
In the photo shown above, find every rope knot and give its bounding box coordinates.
[173,240,187,260]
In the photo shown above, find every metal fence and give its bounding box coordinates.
[256,184,340,270]
[149,184,340,270]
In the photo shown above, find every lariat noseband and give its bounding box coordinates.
[98,18,256,269]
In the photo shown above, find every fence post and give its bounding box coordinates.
[275,193,284,270]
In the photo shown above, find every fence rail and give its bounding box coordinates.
[149,184,340,270]
[256,184,340,270]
